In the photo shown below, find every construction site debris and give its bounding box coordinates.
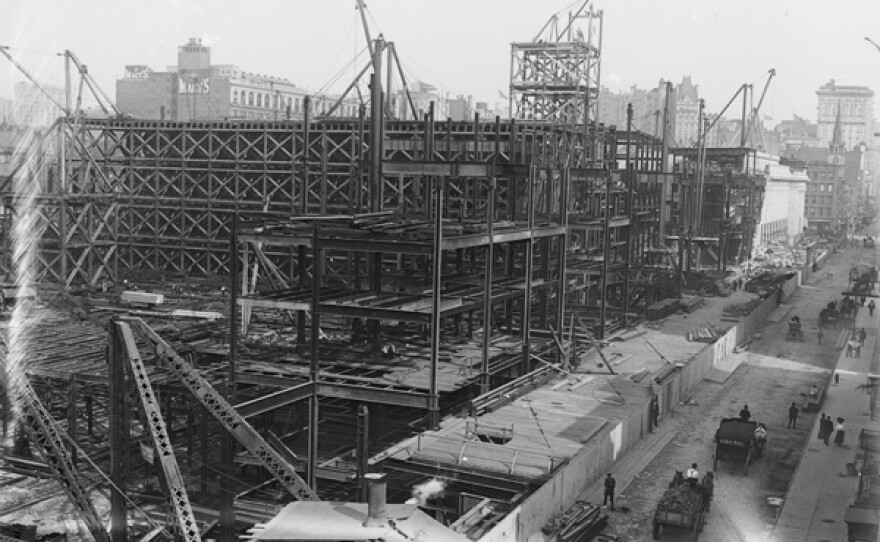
[646,299,681,321]
[687,324,724,343]
[723,298,763,317]
[542,500,609,542]
[744,271,797,299]
[680,295,705,313]
[656,483,703,515]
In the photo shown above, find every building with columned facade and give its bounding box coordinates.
[117,38,359,121]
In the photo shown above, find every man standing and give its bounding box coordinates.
[603,473,616,511]
[685,463,700,486]
[788,402,799,428]
[821,415,834,445]
[869,300,876,316]
[739,404,751,422]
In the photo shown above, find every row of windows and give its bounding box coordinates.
[821,101,866,117]
[230,89,359,117]
[808,183,834,192]
[807,207,832,217]
[807,196,833,206]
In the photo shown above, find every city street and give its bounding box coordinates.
[600,233,876,541]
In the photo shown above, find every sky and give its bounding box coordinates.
[2,0,880,123]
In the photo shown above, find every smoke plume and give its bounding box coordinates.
[405,477,446,506]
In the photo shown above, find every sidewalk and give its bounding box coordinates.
[771,304,878,541]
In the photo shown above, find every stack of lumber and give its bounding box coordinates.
[120,290,165,305]
[646,298,680,321]
[687,325,721,343]
[680,295,704,313]
[723,298,762,316]
[542,501,608,542]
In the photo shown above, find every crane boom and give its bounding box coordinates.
[744,69,776,145]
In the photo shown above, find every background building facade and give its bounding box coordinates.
[117,38,358,121]
[13,82,64,127]
[816,80,873,150]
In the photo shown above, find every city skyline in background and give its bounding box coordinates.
[2,0,880,124]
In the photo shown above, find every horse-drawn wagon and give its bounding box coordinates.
[714,418,764,475]
[652,470,713,540]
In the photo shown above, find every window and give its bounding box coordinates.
[295,98,300,112]
[248,91,254,106]
[232,89,239,104]
[257,94,262,108]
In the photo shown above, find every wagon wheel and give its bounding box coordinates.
[744,449,751,475]
[652,520,661,539]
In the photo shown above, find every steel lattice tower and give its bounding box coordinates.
[509,3,602,125]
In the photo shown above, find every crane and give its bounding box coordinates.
[743,69,776,149]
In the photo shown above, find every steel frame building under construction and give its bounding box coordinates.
[0,4,769,541]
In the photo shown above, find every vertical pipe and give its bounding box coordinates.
[200,403,209,494]
[740,84,749,147]
[623,104,633,328]
[64,52,71,115]
[521,165,536,374]
[68,374,78,467]
[385,45,393,116]
[221,213,240,542]
[308,223,321,489]
[59,123,68,287]
[357,404,370,502]
[108,324,128,542]
[695,98,705,234]
[480,120,500,394]
[302,96,311,214]
[369,38,385,213]
[599,166,611,339]
[555,169,569,365]
[429,176,443,429]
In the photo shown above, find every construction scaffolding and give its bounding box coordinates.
[509,2,602,129]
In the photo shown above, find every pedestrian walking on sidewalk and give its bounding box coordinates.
[820,414,833,445]
[787,402,799,428]
[834,418,846,446]
[847,338,858,357]
[603,473,616,511]
[817,329,824,344]
[859,328,867,344]
[817,414,827,440]
[835,372,840,385]
[869,300,876,316]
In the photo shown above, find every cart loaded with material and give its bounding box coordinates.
[652,471,713,540]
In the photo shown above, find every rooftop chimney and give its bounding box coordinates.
[363,473,388,528]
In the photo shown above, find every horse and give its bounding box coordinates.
[669,470,684,488]
[754,423,768,458]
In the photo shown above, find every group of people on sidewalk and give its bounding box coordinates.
[816,413,845,446]
[845,327,869,357]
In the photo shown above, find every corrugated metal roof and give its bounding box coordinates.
[246,502,471,542]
